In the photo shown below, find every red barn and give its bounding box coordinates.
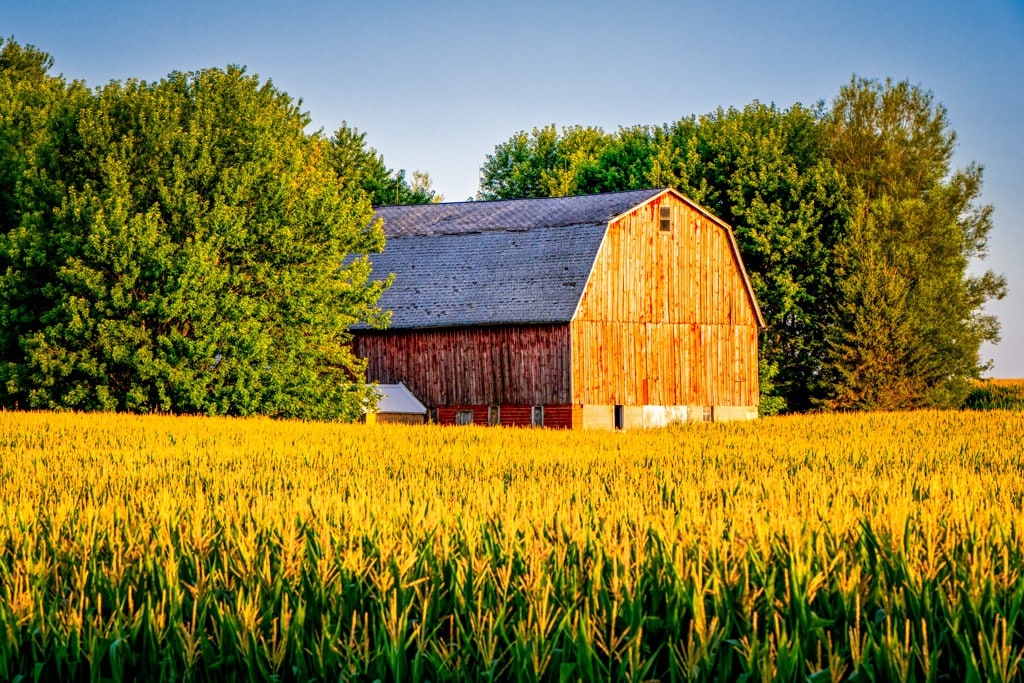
[355,188,764,429]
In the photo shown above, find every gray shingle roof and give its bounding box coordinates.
[365,189,666,329]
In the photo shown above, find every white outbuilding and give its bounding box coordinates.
[365,381,428,425]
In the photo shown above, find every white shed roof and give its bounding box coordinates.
[374,382,427,415]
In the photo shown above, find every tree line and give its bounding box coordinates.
[0,36,1007,417]
[478,81,1006,412]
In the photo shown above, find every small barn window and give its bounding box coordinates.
[488,405,500,426]
[614,405,624,430]
[659,205,672,232]
[455,410,474,425]
[702,406,713,423]
[531,405,544,427]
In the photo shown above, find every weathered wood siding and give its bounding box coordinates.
[571,194,760,406]
[356,324,571,407]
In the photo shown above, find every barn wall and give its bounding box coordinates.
[356,324,571,406]
[436,404,576,429]
[571,193,760,407]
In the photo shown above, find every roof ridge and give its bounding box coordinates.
[375,188,666,238]
[373,187,665,210]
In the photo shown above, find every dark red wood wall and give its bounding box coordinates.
[436,404,577,429]
[355,324,571,407]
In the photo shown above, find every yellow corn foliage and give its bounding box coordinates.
[0,409,1022,681]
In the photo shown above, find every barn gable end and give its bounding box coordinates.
[570,190,762,423]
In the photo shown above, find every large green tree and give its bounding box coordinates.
[822,77,1005,409]
[0,57,389,419]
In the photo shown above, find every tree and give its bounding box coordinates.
[326,122,439,206]
[576,125,659,194]
[408,170,441,203]
[0,62,389,419]
[822,77,1006,409]
[478,124,609,199]
[0,35,53,82]
[0,37,86,378]
[0,37,68,238]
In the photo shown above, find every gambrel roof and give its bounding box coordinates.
[365,188,764,330]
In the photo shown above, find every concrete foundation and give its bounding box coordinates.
[711,405,759,422]
[619,405,689,429]
[581,404,616,430]
[592,404,760,429]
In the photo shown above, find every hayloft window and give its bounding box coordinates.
[488,405,500,426]
[531,406,544,427]
[455,410,474,425]
[659,205,672,232]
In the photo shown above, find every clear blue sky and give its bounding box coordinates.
[4,0,1023,376]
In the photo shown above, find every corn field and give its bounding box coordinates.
[1,409,1023,681]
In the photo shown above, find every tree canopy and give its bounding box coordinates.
[0,38,392,419]
[478,79,1005,411]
